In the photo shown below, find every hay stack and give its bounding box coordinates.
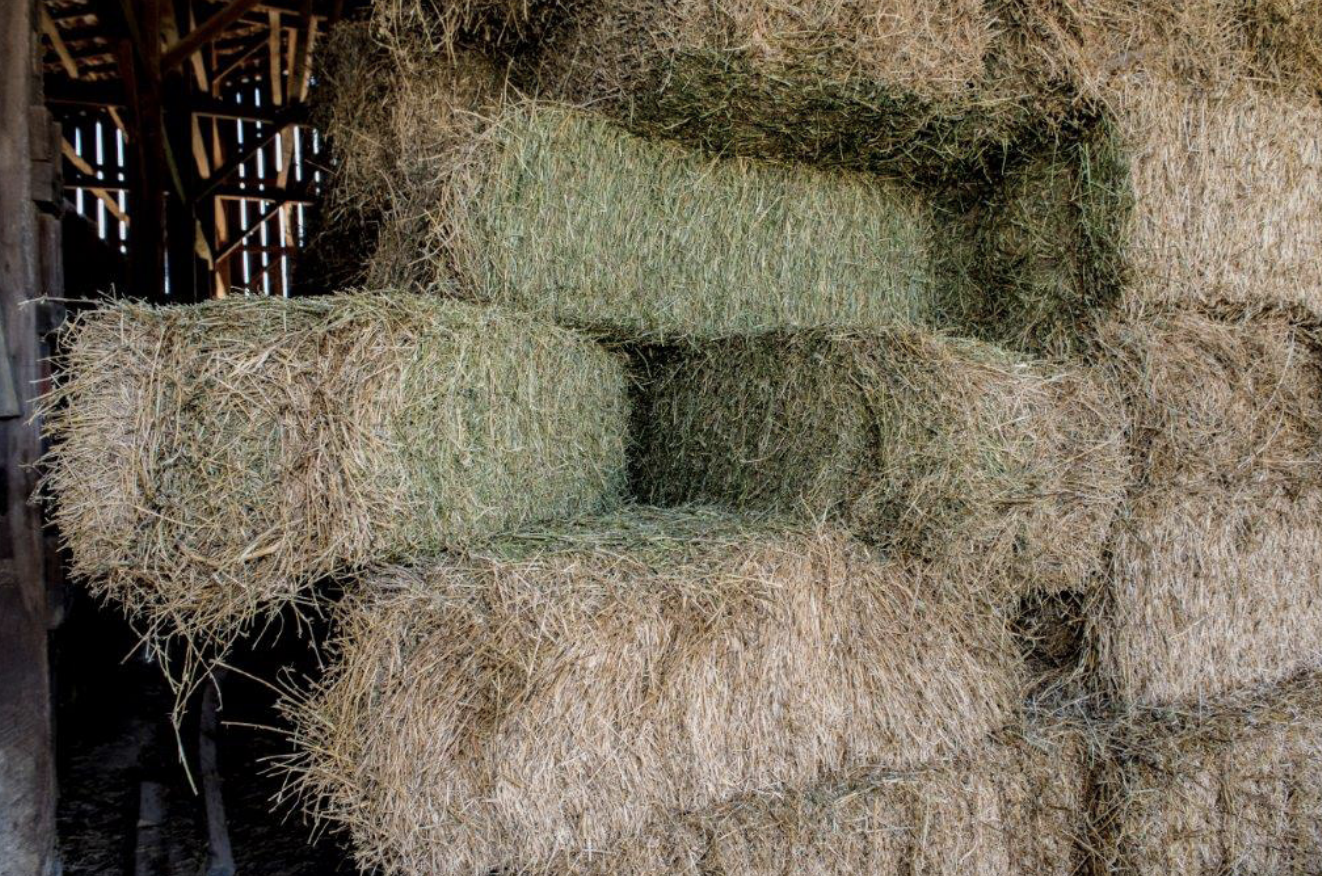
[635,329,1128,598]
[1091,303,1322,707]
[286,507,1024,875]
[1099,671,1322,874]
[42,294,628,666]
[578,724,1089,876]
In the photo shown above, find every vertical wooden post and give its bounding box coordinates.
[0,0,56,871]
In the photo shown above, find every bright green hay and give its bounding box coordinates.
[635,328,1128,598]
[448,104,937,339]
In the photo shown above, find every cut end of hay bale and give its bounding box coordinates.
[634,329,1129,598]
[1100,670,1322,874]
[284,506,1024,876]
[41,293,628,673]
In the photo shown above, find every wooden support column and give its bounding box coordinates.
[0,0,56,871]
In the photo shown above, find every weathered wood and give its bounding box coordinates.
[198,673,236,876]
[0,0,56,871]
[133,781,167,876]
[38,5,81,79]
[161,0,267,71]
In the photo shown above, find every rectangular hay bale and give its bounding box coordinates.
[634,329,1128,598]
[970,44,1322,353]
[576,724,1090,876]
[42,293,629,660]
[1099,672,1322,874]
[1091,303,1322,707]
[377,97,939,339]
[285,507,1025,876]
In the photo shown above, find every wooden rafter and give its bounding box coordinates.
[60,138,130,224]
[161,0,268,71]
[39,5,81,79]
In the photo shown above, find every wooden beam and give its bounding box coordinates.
[38,5,81,79]
[161,0,267,72]
[61,139,132,223]
[0,0,56,871]
[195,103,301,198]
[213,185,309,263]
[198,674,236,876]
[267,11,283,105]
[210,28,266,89]
[286,0,314,103]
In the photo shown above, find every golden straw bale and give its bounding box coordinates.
[1099,671,1322,874]
[285,508,1024,876]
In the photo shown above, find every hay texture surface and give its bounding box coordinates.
[516,0,1062,186]
[1099,671,1322,874]
[286,507,1023,876]
[1092,303,1322,707]
[396,101,937,338]
[42,294,628,664]
[579,724,1088,876]
[636,330,1128,598]
[975,10,1322,342]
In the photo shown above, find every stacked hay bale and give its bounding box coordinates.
[1097,671,1322,873]
[1079,301,1322,873]
[967,0,1322,353]
[286,509,1034,874]
[634,329,1129,598]
[47,0,1322,872]
[42,293,629,692]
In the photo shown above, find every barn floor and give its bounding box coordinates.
[54,595,357,875]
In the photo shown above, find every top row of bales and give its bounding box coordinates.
[310,0,1322,355]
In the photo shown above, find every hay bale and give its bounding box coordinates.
[382,100,938,338]
[1012,0,1322,98]
[1099,671,1322,874]
[1090,303,1322,707]
[644,725,1087,876]
[41,293,628,672]
[516,0,1061,186]
[311,23,509,290]
[634,329,1128,598]
[970,30,1322,352]
[285,507,1024,875]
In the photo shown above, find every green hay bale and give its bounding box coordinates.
[588,723,1089,876]
[419,102,938,338]
[41,293,628,684]
[1098,671,1322,874]
[284,506,1024,876]
[634,329,1128,598]
[1090,302,1322,708]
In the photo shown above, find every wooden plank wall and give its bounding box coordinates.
[0,1,58,872]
